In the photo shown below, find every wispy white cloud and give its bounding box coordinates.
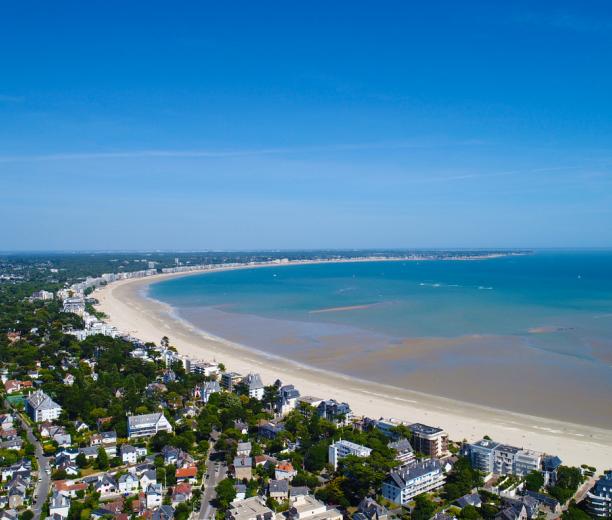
[0,139,482,163]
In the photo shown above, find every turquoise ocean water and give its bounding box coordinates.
[148,251,612,427]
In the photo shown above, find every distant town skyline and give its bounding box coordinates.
[1,2,611,250]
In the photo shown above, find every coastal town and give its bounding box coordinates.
[0,253,609,520]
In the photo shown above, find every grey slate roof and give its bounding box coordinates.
[268,479,289,494]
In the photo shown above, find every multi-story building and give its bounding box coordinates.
[287,494,343,520]
[127,413,173,438]
[328,439,372,470]
[243,373,265,400]
[226,496,274,520]
[388,438,415,465]
[221,372,242,392]
[586,471,612,518]
[276,384,300,415]
[374,418,411,439]
[409,423,449,458]
[467,439,542,477]
[26,390,62,422]
[188,360,220,378]
[317,399,352,426]
[62,297,86,316]
[381,459,446,505]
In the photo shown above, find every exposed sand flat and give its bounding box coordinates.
[309,303,385,314]
[94,266,612,470]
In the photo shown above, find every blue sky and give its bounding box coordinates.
[1,1,611,250]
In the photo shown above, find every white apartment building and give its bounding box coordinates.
[26,390,62,422]
[467,438,542,477]
[381,459,446,505]
[127,413,173,438]
[328,439,372,470]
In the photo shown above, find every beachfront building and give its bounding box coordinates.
[127,412,173,439]
[276,384,301,415]
[467,439,541,477]
[409,423,449,458]
[381,459,446,505]
[243,373,265,400]
[586,471,612,517]
[26,390,62,422]
[328,439,372,470]
[188,360,220,377]
[62,297,86,316]
[221,372,242,392]
[317,399,352,426]
[388,438,415,465]
[375,418,410,439]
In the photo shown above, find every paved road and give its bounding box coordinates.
[4,400,50,520]
[198,449,227,520]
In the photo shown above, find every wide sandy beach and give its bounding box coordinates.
[95,266,612,469]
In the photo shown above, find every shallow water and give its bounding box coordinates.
[149,251,612,428]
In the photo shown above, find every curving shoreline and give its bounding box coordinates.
[94,262,612,469]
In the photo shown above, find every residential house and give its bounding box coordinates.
[91,430,117,446]
[54,480,88,498]
[268,479,289,500]
[276,384,300,415]
[118,473,139,494]
[1,459,31,481]
[328,439,372,470]
[4,380,33,394]
[175,466,198,484]
[146,483,164,509]
[236,442,252,457]
[171,483,192,506]
[193,381,221,403]
[94,474,118,497]
[234,420,249,435]
[6,477,28,509]
[127,412,173,438]
[49,491,71,519]
[358,497,389,520]
[140,469,158,490]
[121,444,139,465]
[151,505,175,520]
[258,421,285,440]
[275,461,297,481]
[456,493,482,509]
[233,457,253,480]
[381,459,446,505]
